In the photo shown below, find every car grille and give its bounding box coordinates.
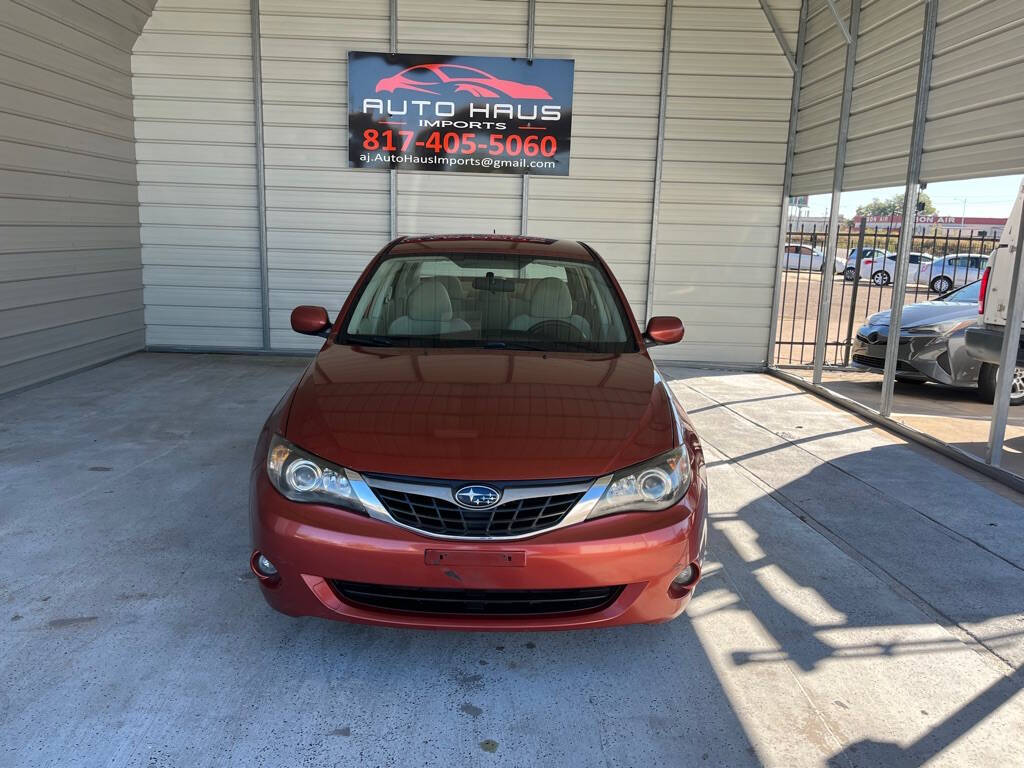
[852,353,914,372]
[331,581,625,616]
[852,353,885,368]
[371,487,584,538]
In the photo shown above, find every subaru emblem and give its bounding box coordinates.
[454,485,501,509]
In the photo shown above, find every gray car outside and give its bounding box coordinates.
[850,281,1024,404]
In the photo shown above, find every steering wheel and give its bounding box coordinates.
[527,319,587,342]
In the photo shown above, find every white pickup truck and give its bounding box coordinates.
[964,180,1024,402]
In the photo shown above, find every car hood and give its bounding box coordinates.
[865,300,978,329]
[284,344,678,481]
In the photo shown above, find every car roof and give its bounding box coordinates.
[389,234,597,261]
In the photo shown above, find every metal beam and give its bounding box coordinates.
[879,0,938,416]
[521,0,536,235]
[824,0,852,44]
[767,0,809,363]
[757,0,796,72]
[811,0,860,383]
[986,202,1024,465]
[643,0,674,323]
[389,0,398,239]
[250,0,271,350]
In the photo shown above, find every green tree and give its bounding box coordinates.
[856,192,936,216]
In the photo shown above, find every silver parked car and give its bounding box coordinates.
[924,253,988,293]
[851,280,1024,404]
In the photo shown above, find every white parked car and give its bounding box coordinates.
[842,248,892,281]
[924,253,989,293]
[857,251,935,286]
[782,242,825,271]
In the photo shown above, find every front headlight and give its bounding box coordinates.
[266,435,365,513]
[586,445,692,520]
[904,318,973,335]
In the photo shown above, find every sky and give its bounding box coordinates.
[801,173,1024,219]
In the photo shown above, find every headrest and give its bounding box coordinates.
[529,277,572,318]
[407,281,453,321]
[424,275,464,300]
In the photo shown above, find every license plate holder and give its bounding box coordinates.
[424,549,526,567]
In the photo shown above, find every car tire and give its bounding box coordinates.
[844,267,858,281]
[871,270,891,286]
[930,276,953,293]
[977,363,1024,406]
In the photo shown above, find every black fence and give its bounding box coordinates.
[774,220,999,367]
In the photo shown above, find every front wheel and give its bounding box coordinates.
[871,270,891,286]
[931,276,953,293]
[977,363,1024,406]
[844,267,858,281]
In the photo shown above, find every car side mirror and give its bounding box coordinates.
[644,316,684,346]
[291,305,331,337]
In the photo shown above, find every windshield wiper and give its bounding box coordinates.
[344,335,394,347]
[485,342,598,354]
[482,340,548,351]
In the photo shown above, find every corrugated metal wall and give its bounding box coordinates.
[790,0,851,195]
[655,0,799,364]
[921,0,1024,182]
[399,0,527,243]
[0,0,155,395]
[259,0,390,352]
[843,0,924,190]
[132,0,263,349]
[7,0,1021,381]
[529,0,663,322]
[127,0,799,363]
[787,0,1024,196]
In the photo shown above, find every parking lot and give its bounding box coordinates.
[775,271,943,367]
[2,353,1021,767]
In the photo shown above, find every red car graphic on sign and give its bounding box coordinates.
[375,63,552,99]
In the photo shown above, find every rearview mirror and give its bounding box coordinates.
[644,316,684,346]
[291,305,331,337]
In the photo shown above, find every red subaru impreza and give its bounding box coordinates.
[250,235,708,630]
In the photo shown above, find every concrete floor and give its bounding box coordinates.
[813,370,1024,473]
[2,353,1022,767]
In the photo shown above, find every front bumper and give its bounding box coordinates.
[249,470,708,630]
[851,329,951,384]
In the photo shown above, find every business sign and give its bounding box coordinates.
[348,51,574,175]
[789,195,809,207]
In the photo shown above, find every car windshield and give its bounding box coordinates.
[340,253,637,353]
[942,280,981,303]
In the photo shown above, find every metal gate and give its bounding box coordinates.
[774,219,999,368]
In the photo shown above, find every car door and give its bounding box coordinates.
[914,254,934,284]
[944,256,964,283]
[906,253,930,284]
[966,257,985,284]
[784,244,802,270]
[807,246,823,271]
[859,249,882,279]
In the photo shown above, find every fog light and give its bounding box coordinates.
[251,551,279,581]
[672,565,696,588]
